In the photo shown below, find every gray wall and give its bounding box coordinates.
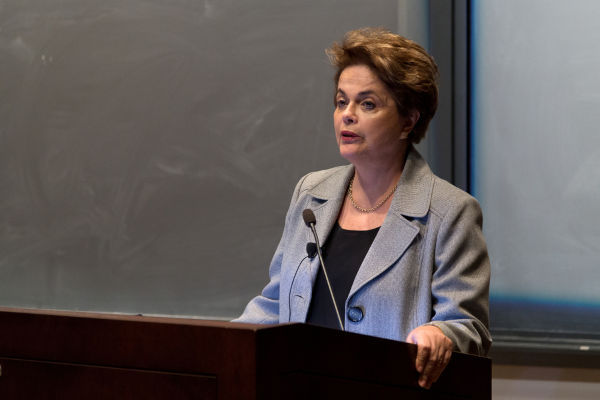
[0,0,401,318]
[471,0,600,397]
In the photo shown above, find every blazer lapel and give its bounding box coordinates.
[307,165,354,247]
[288,166,353,322]
[348,212,419,298]
[348,147,435,298]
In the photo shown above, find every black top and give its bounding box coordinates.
[306,222,380,330]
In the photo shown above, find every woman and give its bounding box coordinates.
[234,28,491,389]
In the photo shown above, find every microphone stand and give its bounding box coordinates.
[303,209,344,331]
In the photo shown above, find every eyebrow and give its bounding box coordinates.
[336,89,378,98]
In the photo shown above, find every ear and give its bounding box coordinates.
[399,110,420,140]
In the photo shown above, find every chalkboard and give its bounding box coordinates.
[0,0,399,318]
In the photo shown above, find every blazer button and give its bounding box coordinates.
[347,306,364,323]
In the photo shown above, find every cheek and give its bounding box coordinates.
[333,111,342,129]
[378,115,404,141]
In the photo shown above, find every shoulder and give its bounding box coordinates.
[292,165,352,200]
[429,176,483,223]
[393,147,480,220]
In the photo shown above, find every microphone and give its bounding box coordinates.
[306,242,317,259]
[302,209,345,331]
[302,208,317,225]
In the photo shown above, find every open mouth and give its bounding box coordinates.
[341,130,359,139]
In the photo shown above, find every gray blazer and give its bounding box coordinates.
[234,147,491,356]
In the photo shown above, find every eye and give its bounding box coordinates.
[336,98,347,109]
[361,100,376,110]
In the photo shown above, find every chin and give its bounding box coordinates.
[338,148,359,163]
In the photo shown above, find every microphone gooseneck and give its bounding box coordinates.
[302,209,345,331]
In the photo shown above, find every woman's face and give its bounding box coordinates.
[333,64,416,167]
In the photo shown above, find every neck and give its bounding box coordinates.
[352,146,410,204]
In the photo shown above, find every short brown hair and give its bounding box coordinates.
[327,28,439,143]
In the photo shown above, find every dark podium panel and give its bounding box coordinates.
[0,308,490,399]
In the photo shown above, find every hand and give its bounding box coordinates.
[406,325,453,389]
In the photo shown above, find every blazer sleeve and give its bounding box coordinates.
[232,173,310,324]
[426,195,492,356]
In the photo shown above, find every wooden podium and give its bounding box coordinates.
[0,308,490,399]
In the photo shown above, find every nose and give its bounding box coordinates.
[342,103,357,125]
